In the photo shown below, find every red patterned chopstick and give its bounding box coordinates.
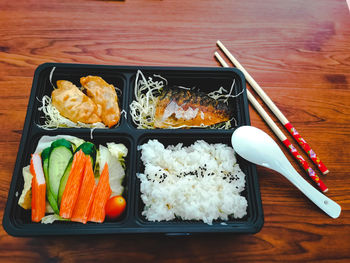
[282,139,328,192]
[284,123,328,174]
[215,52,328,193]
[216,40,329,175]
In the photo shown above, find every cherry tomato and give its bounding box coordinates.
[105,196,126,220]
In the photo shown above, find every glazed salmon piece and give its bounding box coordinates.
[154,86,232,128]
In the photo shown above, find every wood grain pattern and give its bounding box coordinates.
[0,0,349,262]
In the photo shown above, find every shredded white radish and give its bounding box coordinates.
[120,109,127,119]
[129,70,164,129]
[38,95,106,129]
[49,67,56,89]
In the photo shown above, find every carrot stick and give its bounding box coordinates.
[88,163,112,223]
[30,153,46,222]
[59,150,86,219]
[71,156,97,224]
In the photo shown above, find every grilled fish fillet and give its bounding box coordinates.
[52,80,102,124]
[154,86,232,128]
[80,76,120,128]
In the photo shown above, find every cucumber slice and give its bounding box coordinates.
[51,138,73,151]
[41,147,59,214]
[48,139,73,203]
[57,158,73,206]
[41,147,50,183]
[57,142,96,207]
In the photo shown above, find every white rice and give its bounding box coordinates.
[138,139,248,225]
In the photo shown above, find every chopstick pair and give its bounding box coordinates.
[214,41,328,193]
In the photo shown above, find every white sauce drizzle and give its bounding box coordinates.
[162,101,199,121]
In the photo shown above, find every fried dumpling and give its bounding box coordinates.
[52,80,102,124]
[80,76,120,128]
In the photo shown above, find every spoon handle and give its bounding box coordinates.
[282,168,341,218]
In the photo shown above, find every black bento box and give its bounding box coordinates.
[3,63,264,236]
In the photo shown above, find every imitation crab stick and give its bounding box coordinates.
[88,163,112,223]
[59,150,86,219]
[71,156,97,224]
[30,153,46,222]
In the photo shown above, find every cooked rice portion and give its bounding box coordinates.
[138,139,247,225]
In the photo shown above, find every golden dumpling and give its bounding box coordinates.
[80,76,120,128]
[52,80,102,124]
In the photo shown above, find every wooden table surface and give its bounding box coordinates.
[0,0,349,262]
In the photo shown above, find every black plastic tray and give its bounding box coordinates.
[3,63,264,236]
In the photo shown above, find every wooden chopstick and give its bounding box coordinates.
[214,51,328,193]
[216,40,329,175]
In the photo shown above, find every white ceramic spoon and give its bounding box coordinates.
[231,126,341,219]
